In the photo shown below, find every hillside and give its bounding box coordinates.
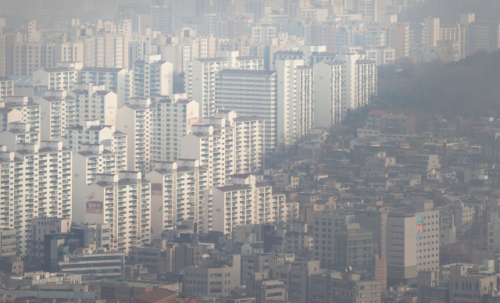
[373,51,500,119]
[399,0,500,24]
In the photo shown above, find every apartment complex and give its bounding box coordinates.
[215,69,277,151]
[146,160,208,231]
[314,54,377,126]
[78,67,132,107]
[153,97,199,162]
[69,83,118,126]
[0,141,72,255]
[33,68,78,97]
[133,60,173,100]
[77,172,151,254]
[180,110,264,188]
[203,174,287,234]
[0,77,14,100]
[116,98,156,174]
[3,96,41,132]
[37,90,76,140]
[276,59,314,147]
[186,57,228,118]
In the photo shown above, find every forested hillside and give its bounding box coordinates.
[374,51,500,119]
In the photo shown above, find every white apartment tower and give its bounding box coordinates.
[37,90,76,140]
[424,17,441,48]
[69,83,118,126]
[32,68,78,97]
[215,69,277,151]
[71,144,118,212]
[276,59,314,147]
[0,122,39,151]
[146,160,209,232]
[116,98,156,174]
[180,110,264,188]
[154,96,199,162]
[79,172,151,253]
[0,77,14,100]
[133,60,173,100]
[0,141,72,255]
[186,58,228,118]
[64,120,127,171]
[3,96,41,132]
[78,67,133,108]
[203,174,287,234]
[314,54,377,126]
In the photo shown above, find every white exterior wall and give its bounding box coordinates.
[154,98,199,162]
[146,160,208,232]
[0,141,72,255]
[133,61,173,99]
[3,96,41,132]
[77,68,132,108]
[70,84,117,127]
[37,91,76,140]
[215,70,277,151]
[187,58,228,118]
[276,59,314,146]
[32,69,78,93]
[116,98,155,174]
[82,172,151,253]
[313,62,344,127]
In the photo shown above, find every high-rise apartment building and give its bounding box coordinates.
[64,120,127,171]
[387,23,410,58]
[77,172,151,253]
[3,96,40,132]
[202,174,287,234]
[147,160,208,232]
[133,60,173,100]
[314,54,377,126]
[186,58,228,118]
[0,122,39,151]
[180,110,264,188]
[33,68,78,97]
[153,97,199,162]
[0,104,22,132]
[0,141,72,255]
[424,17,441,48]
[116,98,156,174]
[215,69,277,151]
[0,77,13,100]
[9,35,83,76]
[37,90,76,140]
[151,5,173,35]
[72,143,118,197]
[441,25,468,59]
[69,83,117,127]
[469,21,500,54]
[78,67,133,108]
[276,59,314,146]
